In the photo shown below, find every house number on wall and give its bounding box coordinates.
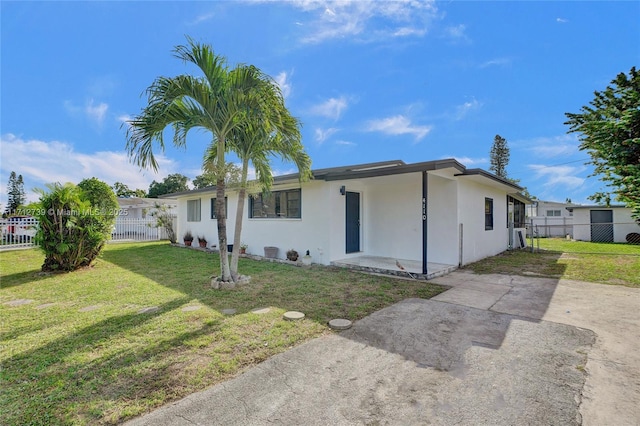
[422,197,427,221]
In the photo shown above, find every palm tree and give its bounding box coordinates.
[125,37,268,282]
[204,78,311,279]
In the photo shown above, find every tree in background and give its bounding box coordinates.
[192,163,241,189]
[565,67,640,221]
[113,182,147,198]
[35,178,118,272]
[489,134,510,178]
[126,38,285,283]
[4,171,26,215]
[148,174,189,198]
[77,177,119,228]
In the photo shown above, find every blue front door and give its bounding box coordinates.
[346,191,360,253]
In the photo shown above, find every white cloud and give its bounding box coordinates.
[310,96,348,120]
[64,99,109,125]
[287,0,438,44]
[443,24,469,42]
[393,27,427,37]
[85,99,108,125]
[455,98,482,120]
[479,57,512,68]
[528,164,586,189]
[188,13,215,25]
[365,115,432,141]
[314,127,339,143]
[556,17,568,23]
[0,134,176,204]
[519,135,580,158]
[335,140,356,146]
[444,156,487,166]
[118,114,132,129]
[274,71,293,99]
[273,168,297,177]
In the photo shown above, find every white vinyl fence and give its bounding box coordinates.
[0,216,176,250]
[527,216,573,238]
[0,216,38,249]
[112,217,175,241]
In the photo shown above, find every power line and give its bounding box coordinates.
[531,158,591,168]
[508,158,591,180]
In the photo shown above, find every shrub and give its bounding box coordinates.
[78,177,119,235]
[34,180,117,272]
[286,249,299,261]
[149,202,177,243]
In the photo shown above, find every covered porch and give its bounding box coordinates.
[331,255,457,280]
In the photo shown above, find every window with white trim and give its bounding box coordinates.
[250,189,301,218]
[187,199,201,222]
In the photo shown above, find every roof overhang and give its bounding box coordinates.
[455,168,523,191]
[566,204,628,210]
[164,158,527,198]
[271,158,466,183]
[508,192,533,204]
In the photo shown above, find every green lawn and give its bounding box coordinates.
[465,238,640,287]
[0,242,446,425]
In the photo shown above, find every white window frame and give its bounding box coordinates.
[187,199,201,222]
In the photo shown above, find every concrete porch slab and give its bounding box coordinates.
[331,255,457,280]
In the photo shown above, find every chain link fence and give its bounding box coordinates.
[524,220,640,250]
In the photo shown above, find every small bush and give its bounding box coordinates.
[286,249,299,261]
[34,179,117,272]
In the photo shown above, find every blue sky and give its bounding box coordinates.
[1,1,638,207]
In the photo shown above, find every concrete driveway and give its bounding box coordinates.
[125,271,640,426]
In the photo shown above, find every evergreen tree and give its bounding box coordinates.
[489,134,510,178]
[5,171,26,215]
[565,67,640,221]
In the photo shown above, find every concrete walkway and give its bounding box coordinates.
[125,271,640,426]
[432,271,640,426]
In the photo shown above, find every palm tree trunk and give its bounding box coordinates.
[230,157,250,278]
[216,137,232,282]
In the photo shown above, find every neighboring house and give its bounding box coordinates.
[116,197,177,219]
[165,159,529,278]
[113,197,177,241]
[527,200,576,238]
[568,205,640,243]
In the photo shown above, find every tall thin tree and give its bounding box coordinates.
[489,134,510,178]
[5,171,25,215]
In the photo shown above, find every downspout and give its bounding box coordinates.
[422,171,428,275]
[459,223,463,267]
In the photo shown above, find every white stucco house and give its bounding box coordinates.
[568,205,640,243]
[526,200,576,238]
[116,197,177,219]
[112,197,177,241]
[165,159,530,278]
